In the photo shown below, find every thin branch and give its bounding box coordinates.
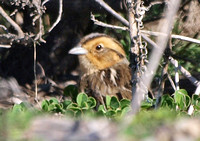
[42,0,50,6]
[48,0,63,32]
[91,13,129,30]
[174,59,180,90]
[33,41,38,102]
[195,84,200,95]
[146,1,167,10]
[141,33,159,48]
[171,34,200,44]
[0,25,8,33]
[0,6,24,37]
[169,57,200,87]
[10,9,18,17]
[167,73,176,92]
[34,15,46,43]
[94,0,129,26]
[0,44,11,48]
[141,30,200,44]
[131,0,181,114]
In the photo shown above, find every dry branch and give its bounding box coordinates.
[141,30,200,45]
[91,13,129,31]
[0,6,24,38]
[174,59,180,90]
[0,44,11,48]
[48,0,63,32]
[94,0,129,26]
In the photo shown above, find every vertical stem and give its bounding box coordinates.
[127,0,141,113]
[33,42,38,102]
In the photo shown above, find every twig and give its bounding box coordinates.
[167,73,176,92]
[91,13,129,31]
[174,59,180,90]
[0,25,8,33]
[94,0,129,26]
[169,57,200,87]
[34,15,46,43]
[131,0,181,114]
[0,44,11,48]
[33,41,38,103]
[141,30,200,44]
[141,33,159,48]
[0,6,24,37]
[42,0,50,6]
[195,84,200,95]
[146,1,167,10]
[171,34,200,44]
[48,0,63,32]
[10,9,18,16]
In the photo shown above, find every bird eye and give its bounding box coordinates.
[96,45,103,50]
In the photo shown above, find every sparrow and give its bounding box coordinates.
[69,33,132,105]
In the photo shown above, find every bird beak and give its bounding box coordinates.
[68,46,88,55]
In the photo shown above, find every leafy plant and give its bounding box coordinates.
[97,95,131,119]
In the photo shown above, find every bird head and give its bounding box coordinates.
[69,33,127,72]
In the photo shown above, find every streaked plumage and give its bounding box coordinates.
[69,33,132,105]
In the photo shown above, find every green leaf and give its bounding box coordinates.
[106,95,111,108]
[192,95,200,110]
[105,110,116,117]
[120,99,131,109]
[65,109,75,116]
[12,102,30,113]
[81,102,89,110]
[174,89,191,110]
[67,103,81,111]
[49,98,59,104]
[55,104,63,112]
[76,93,88,107]
[98,105,106,113]
[12,104,23,113]
[161,94,175,108]
[87,97,96,108]
[110,96,120,110]
[121,107,131,117]
[75,110,82,117]
[141,102,152,109]
[48,104,56,111]
[64,85,78,102]
[41,100,49,111]
[62,100,72,109]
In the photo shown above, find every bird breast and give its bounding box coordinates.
[80,59,132,99]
